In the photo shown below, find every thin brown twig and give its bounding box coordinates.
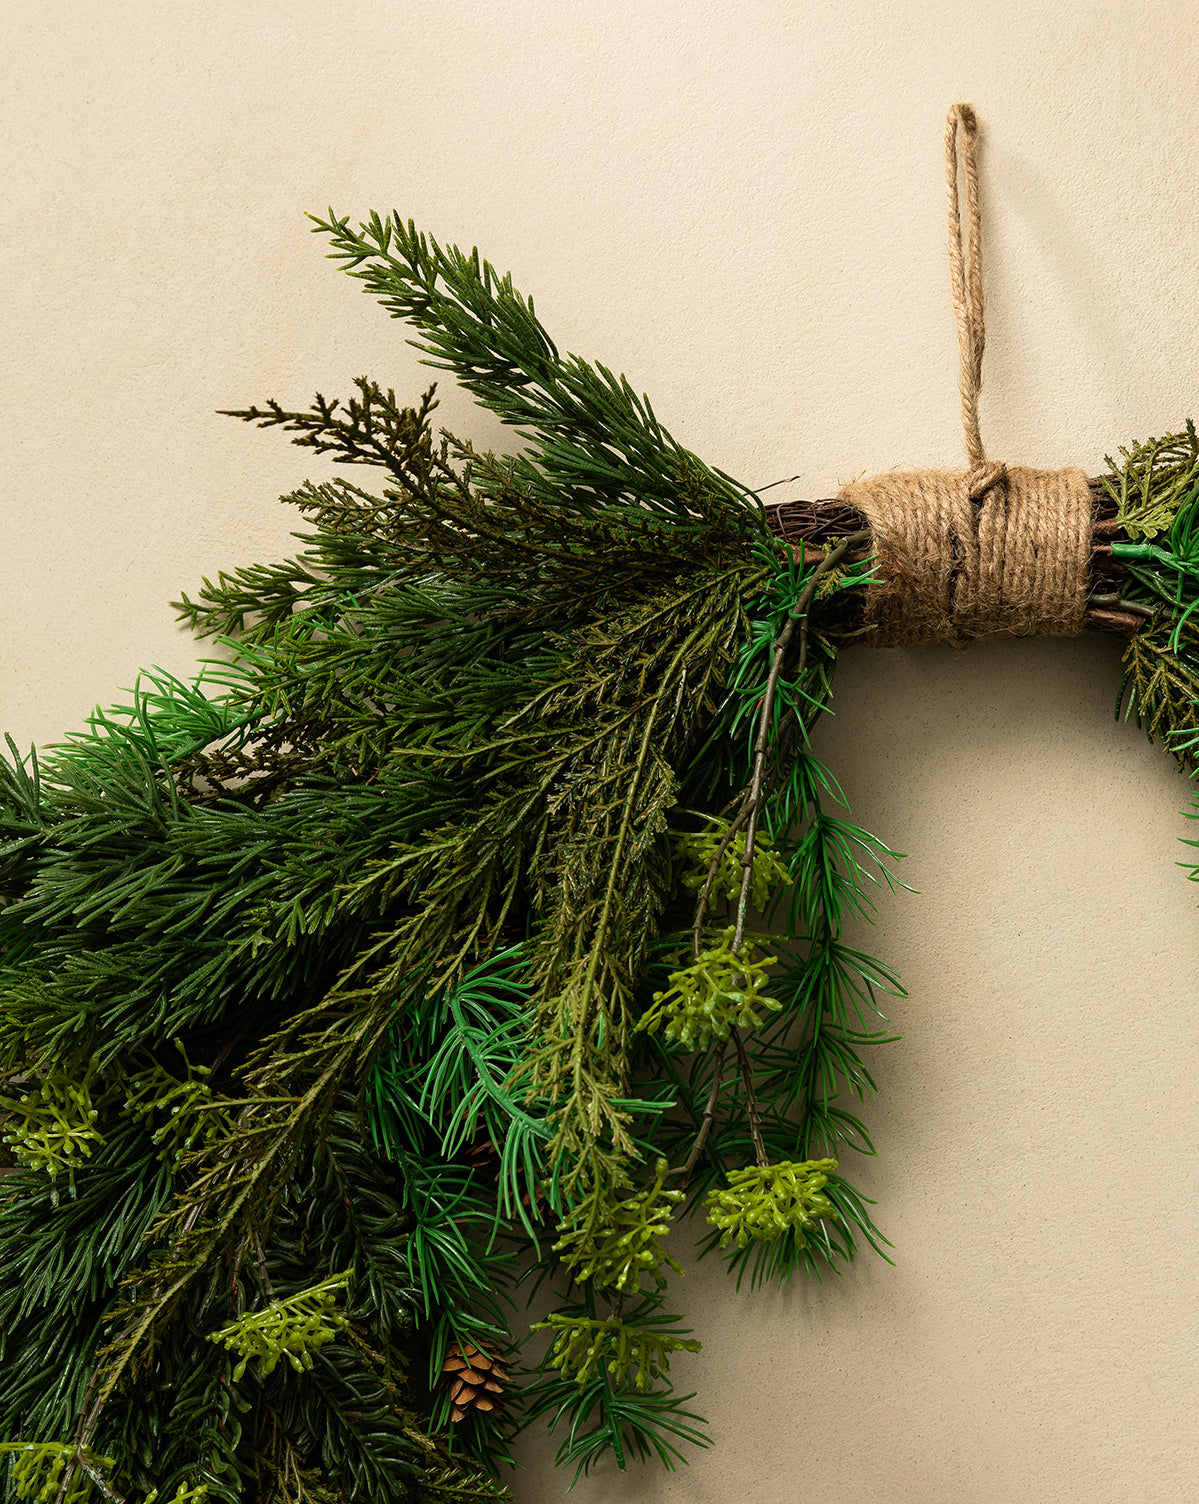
[72,1454,123,1504]
[252,1222,277,1302]
[63,1369,124,1504]
[731,1029,768,1168]
[671,1042,726,1184]
[1087,606,1148,636]
[732,531,870,953]
[674,531,871,1191]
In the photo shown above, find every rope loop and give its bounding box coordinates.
[835,104,1094,648]
[946,101,988,473]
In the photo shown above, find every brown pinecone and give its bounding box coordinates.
[463,1129,500,1178]
[442,1340,508,1423]
[462,1125,548,1220]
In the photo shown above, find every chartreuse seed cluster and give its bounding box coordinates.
[704,1161,840,1250]
[207,1273,351,1381]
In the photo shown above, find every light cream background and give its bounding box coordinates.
[3,3,1198,1501]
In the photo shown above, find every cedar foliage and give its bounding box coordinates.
[0,213,908,1500]
[1110,423,1199,767]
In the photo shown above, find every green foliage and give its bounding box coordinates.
[0,209,914,1497]
[1117,613,1199,766]
[309,212,749,520]
[252,1342,428,1504]
[533,1313,701,1390]
[0,1121,174,1443]
[8,200,1196,1498]
[209,1274,351,1381]
[551,1159,684,1293]
[1099,421,1199,768]
[0,1447,207,1504]
[103,1342,251,1504]
[0,1056,103,1199]
[0,1444,114,1504]
[418,1464,512,1503]
[704,1159,839,1250]
[1110,451,1199,660]
[661,538,906,1290]
[522,1297,709,1483]
[122,1039,234,1165]
[368,947,554,1245]
[526,1369,710,1484]
[1103,420,1199,539]
[674,816,791,907]
[635,930,781,1051]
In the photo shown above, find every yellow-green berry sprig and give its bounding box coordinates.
[0,1058,104,1204]
[704,1159,839,1250]
[122,1039,234,1166]
[0,1442,115,1504]
[144,1483,208,1503]
[676,816,792,910]
[635,929,781,1052]
[208,1272,351,1382]
[552,1159,684,1292]
[532,1313,701,1391]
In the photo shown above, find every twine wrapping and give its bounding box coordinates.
[842,103,1094,648]
[840,463,1093,647]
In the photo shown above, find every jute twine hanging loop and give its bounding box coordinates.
[840,103,1093,648]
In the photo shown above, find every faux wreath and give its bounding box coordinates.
[2,104,1196,1502]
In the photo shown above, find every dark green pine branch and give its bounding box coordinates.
[309,210,754,521]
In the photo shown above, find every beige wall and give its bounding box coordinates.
[4,3,1198,1500]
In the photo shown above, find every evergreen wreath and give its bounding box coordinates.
[3,106,1198,1501]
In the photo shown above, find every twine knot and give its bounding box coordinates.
[840,104,1093,649]
[967,461,1006,501]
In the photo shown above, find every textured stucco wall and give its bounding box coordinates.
[3,3,1198,1500]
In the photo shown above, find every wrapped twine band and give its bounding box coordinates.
[841,104,1095,648]
[841,463,1093,647]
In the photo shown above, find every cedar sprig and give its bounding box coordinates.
[121,1040,234,1166]
[219,379,441,482]
[1117,611,1199,766]
[1102,420,1199,539]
